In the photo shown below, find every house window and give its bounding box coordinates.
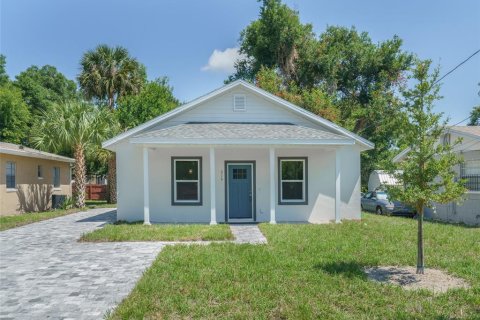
[53,167,60,188]
[6,162,16,189]
[172,158,202,205]
[460,159,480,191]
[278,158,307,204]
[38,165,43,179]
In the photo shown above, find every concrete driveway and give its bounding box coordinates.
[0,208,165,319]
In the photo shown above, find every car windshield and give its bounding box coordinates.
[376,192,388,200]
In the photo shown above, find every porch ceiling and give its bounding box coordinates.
[130,122,355,146]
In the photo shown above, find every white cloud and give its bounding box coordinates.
[201,47,245,73]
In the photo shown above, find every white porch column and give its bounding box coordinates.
[335,148,341,223]
[269,147,276,224]
[143,147,151,225]
[209,146,217,225]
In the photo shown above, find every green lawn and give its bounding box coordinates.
[80,222,234,242]
[110,213,480,319]
[0,208,86,231]
[0,200,116,231]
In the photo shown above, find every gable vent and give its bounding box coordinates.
[233,94,246,112]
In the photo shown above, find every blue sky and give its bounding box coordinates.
[1,0,479,124]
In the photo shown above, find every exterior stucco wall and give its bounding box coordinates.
[115,143,361,223]
[0,154,72,216]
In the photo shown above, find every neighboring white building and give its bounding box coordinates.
[367,170,402,192]
[393,126,480,226]
[103,80,374,224]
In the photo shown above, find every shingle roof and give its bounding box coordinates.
[449,126,480,137]
[131,122,353,145]
[0,142,75,163]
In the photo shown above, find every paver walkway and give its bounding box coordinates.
[230,224,267,244]
[0,210,268,319]
[0,208,165,319]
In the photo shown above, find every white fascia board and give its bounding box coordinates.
[0,149,75,163]
[103,79,374,150]
[129,138,356,146]
[392,147,411,163]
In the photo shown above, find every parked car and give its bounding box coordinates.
[361,191,415,217]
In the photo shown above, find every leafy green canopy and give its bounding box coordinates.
[230,0,414,185]
[78,44,146,110]
[117,77,179,129]
[468,105,479,126]
[14,65,77,114]
[0,84,31,144]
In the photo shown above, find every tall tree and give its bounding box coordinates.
[117,77,179,129]
[78,44,146,203]
[78,44,146,110]
[31,102,118,208]
[389,60,465,274]
[0,84,31,144]
[230,0,314,82]
[0,55,9,85]
[14,65,77,114]
[231,0,414,185]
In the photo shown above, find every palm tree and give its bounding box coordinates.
[78,44,146,203]
[31,101,118,208]
[78,44,146,110]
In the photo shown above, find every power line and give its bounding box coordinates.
[357,49,480,136]
[434,49,480,85]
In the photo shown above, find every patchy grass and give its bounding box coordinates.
[110,213,479,319]
[80,222,234,242]
[0,208,85,231]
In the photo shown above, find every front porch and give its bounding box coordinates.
[132,144,345,225]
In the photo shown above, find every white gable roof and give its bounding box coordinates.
[102,80,374,150]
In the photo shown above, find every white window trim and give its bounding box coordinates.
[173,158,201,204]
[233,94,246,112]
[279,158,307,204]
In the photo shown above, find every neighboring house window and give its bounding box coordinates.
[172,158,202,205]
[460,159,480,191]
[38,165,43,179]
[442,133,451,146]
[278,157,307,204]
[6,162,16,189]
[53,167,60,188]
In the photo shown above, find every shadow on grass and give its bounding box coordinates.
[314,261,367,279]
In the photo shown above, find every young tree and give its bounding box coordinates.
[78,44,146,203]
[389,60,466,274]
[31,101,119,208]
[468,106,479,126]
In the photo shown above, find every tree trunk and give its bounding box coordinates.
[73,145,86,208]
[416,204,425,274]
[107,153,117,204]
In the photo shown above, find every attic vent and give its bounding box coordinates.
[233,94,246,112]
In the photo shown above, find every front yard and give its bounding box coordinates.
[80,222,233,242]
[110,213,480,319]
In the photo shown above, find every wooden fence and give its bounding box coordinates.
[85,184,107,200]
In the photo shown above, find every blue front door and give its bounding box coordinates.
[228,164,253,220]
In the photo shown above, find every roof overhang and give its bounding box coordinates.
[129,138,356,146]
[0,148,75,163]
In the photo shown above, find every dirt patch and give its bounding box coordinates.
[364,266,470,293]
